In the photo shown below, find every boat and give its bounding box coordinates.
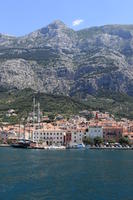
[67,143,85,149]
[11,139,31,148]
[49,145,66,150]
[30,144,66,150]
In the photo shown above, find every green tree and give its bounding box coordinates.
[94,137,103,145]
[6,139,12,144]
[0,139,3,144]
[83,137,94,145]
[108,139,115,144]
[119,137,129,145]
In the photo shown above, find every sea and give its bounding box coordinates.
[0,148,133,200]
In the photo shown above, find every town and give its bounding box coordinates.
[0,99,133,149]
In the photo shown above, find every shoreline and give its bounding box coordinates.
[89,147,133,150]
[0,144,11,147]
[0,144,132,150]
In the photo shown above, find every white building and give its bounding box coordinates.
[33,129,66,146]
[85,126,103,139]
[66,129,84,147]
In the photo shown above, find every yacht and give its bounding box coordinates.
[11,139,31,148]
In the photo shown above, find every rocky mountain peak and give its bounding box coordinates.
[1,22,133,98]
[47,20,67,29]
[39,19,70,35]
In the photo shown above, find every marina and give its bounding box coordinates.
[1,98,133,151]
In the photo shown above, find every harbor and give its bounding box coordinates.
[1,98,133,150]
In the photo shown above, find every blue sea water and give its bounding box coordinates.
[0,148,133,200]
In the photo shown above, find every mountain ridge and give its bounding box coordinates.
[1,20,133,98]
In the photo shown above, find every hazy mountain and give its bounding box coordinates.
[1,20,133,98]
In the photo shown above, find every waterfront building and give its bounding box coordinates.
[103,126,123,142]
[66,129,84,147]
[33,128,66,146]
[85,125,103,139]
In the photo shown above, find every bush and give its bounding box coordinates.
[119,137,129,145]
[83,137,94,145]
[94,137,103,145]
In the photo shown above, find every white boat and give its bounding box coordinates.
[49,145,66,150]
[67,143,85,149]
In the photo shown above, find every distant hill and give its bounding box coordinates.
[0,88,87,123]
[1,89,133,123]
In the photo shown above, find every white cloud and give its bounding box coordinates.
[72,19,84,26]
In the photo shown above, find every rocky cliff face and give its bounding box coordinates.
[1,20,133,98]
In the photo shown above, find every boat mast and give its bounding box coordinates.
[37,102,41,143]
[19,121,21,139]
[32,96,36,142]
[23,121,25,140]
[37,102,41,129]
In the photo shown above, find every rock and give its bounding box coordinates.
[1,21,133,98]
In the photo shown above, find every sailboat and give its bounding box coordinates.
[11,139,30,148]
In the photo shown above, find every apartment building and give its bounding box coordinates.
[33,129,66,145]
[85,125,103,139]
[66,129,84,147]
[103,126,123,142]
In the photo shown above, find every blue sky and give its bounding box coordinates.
[0,0,133,36]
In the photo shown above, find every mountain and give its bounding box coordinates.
[1,20,133,98]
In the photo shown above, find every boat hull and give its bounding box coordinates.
[11,144,29,148]
[11,140,31,149]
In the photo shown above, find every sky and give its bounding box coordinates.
[0,0,133,36]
